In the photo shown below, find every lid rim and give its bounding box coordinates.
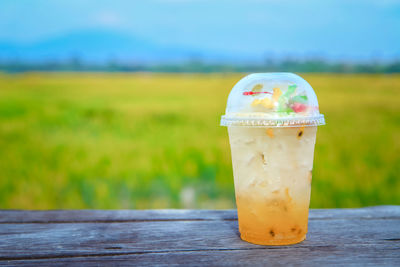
[220,114,325,127]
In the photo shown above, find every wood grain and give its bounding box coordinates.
[0,206,399,266]
[1,206,399,223]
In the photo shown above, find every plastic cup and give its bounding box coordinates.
[221,73,325,245]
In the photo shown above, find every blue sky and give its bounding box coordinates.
[0,0,399,61]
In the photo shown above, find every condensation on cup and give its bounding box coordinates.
[221,73,325,245]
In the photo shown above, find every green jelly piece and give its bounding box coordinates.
[277,84,298,113]
[278,106,294,114]
[277,99,294,113]
[286,84,297,95]
[291,95,308,104]
[280,84,297,100]
[277,98,287,110]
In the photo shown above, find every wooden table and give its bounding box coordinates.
[0,206,399,266]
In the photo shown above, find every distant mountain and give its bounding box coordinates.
[0,30,206,63]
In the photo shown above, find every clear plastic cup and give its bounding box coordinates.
[221,73,325,245]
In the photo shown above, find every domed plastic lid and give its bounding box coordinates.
[220,73,325,127]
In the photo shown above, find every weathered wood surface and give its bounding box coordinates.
[0,206,399,266]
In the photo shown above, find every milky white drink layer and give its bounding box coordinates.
[228,126,317,245]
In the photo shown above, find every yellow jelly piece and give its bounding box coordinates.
[252,84,263,92]
[251,99,261,106]
[260,98,274,108]
[266,128,274,138]
[272,87,282,102]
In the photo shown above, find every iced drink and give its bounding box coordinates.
[221,73,325,245]
[229,126,316,245]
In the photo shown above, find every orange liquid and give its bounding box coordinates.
[236,193,309,245]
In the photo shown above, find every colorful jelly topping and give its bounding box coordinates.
[244,84,309,114]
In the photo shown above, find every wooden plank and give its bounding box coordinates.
[1,206,399,223]
[4,248,400,267]
[0,209,237,223]
[0,207,399,265]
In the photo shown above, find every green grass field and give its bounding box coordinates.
[0,73,399,209]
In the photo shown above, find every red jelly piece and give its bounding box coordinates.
[292,103,307,113]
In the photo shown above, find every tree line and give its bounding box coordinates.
[1,59,399,73]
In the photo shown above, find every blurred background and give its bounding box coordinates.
[0,0,399,209]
